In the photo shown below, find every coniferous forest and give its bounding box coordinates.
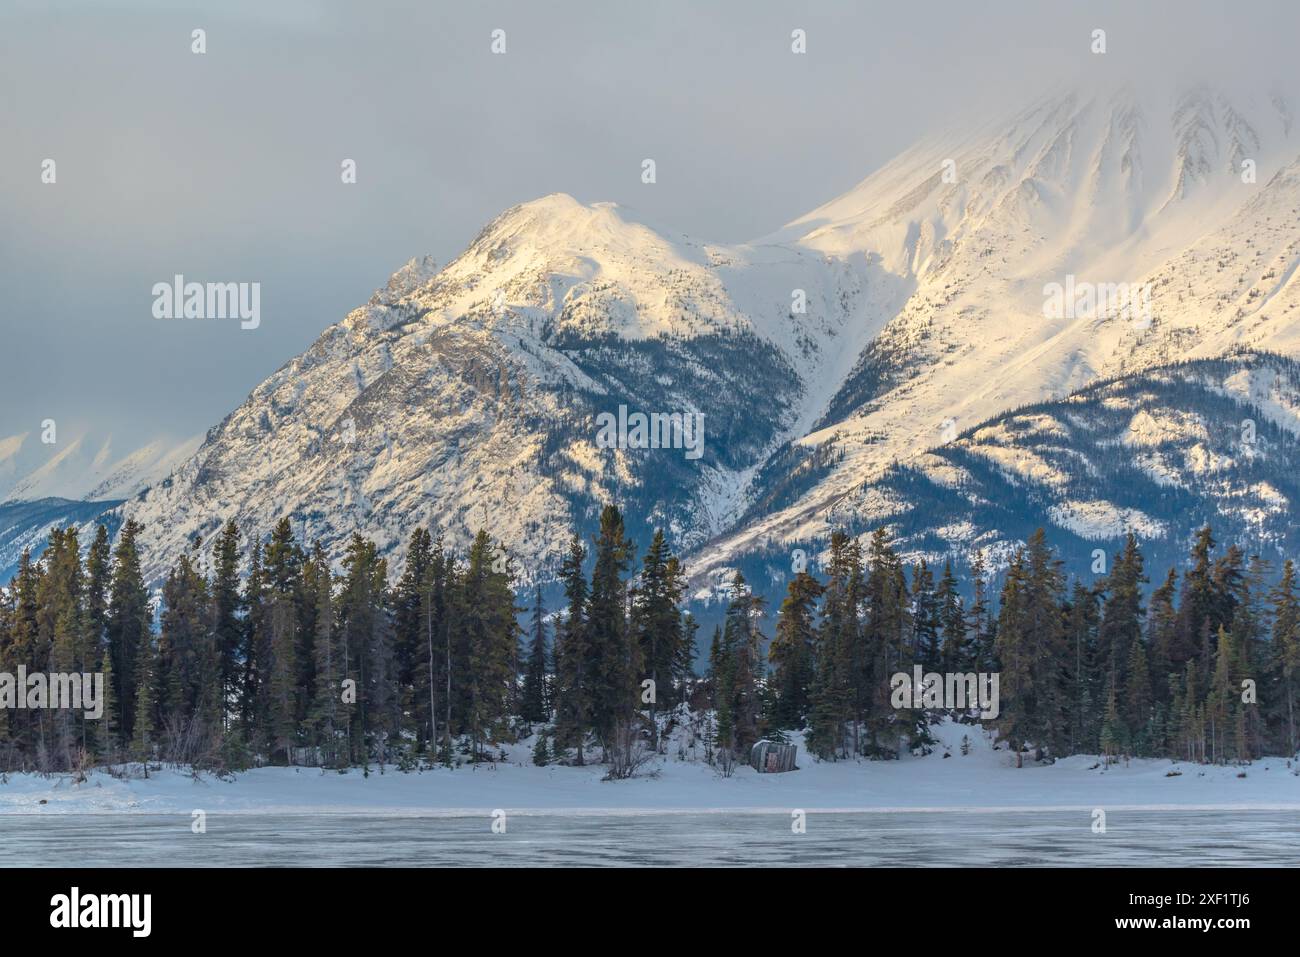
[1,502,1298,777]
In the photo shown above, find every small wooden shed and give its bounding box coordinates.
[750,740,798,773]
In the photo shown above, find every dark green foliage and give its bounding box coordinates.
[520,585,549,724]
[2,506,1296,775]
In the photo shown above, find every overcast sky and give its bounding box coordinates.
[2,0,1298,451]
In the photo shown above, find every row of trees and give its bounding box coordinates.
[0,505,697,775]
[761,526,1300,766]
[1,506,1297,776]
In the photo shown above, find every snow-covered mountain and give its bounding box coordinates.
[121,194,889,582]
[0,429,200,505]
[713,351,1300,597]
[0,430,199,581]
[109,83,1300,596]
[695,83,1300,591]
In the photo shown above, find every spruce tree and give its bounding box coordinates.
[630,529,687,744]
[394,528,433,737]
[456,531,515,761]
[308,544,342,766]
[262,519,304,763]
[1268,560,1299,757]
[809,533,857,759]
[864,529,913,756]
[936,560,968,673]
[717,571,765,760]
[586,506,635,752]
[554,534,590,764]
[1065,580,1102,752]
[157,551,217,760]
[209,520,243,731]
[1124,636,1154,756]
[520,585,549,723]
[131,632,156,765]
[967,550,994,670]
[416,536,451,756]
[911,560,940,670]
[105,520,151,743]
[768,570,822,731]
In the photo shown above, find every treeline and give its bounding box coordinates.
[766,526,1300,766]
[1,506,1297,777]
[0,505,696,775]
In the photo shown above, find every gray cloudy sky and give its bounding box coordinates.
[2,0,1298,451]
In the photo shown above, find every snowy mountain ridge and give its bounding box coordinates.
[18,82,1299,602]
[0,428,200,505]
[694,83,1300,590]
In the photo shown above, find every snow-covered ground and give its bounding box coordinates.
[3,719,1296,816]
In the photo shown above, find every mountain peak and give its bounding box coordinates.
[100,79,1300,601]
[371,254,439,305]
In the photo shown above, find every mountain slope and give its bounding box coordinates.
[122,195,897,582]
[0,498,124,583]
[693,84,1300,590]
[0,431,197,577]
[106,84,1300,602]
[705,351,1300,598]
[0,429,199,505]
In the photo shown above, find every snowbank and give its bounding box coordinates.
[2,720,1295,816]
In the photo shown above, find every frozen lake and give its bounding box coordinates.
[2,809,1297,866]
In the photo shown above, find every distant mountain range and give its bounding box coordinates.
[5,83,1300,604]
[0,430,198,581]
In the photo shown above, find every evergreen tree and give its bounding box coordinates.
[864,529,916,756]
[911,560,940,670]
[1146,567,1179,701]
[1268,560,1300,757]
[209,520,243,731]
[40,528,84,766]
[394,528,433,739]
[768,570,822,730]
[105,520,151,744]
[717,572,765,760]
[586,506,635,751]
[520,585,549,723]
[531,733,549,767]
[307,544,343,766]
[262,518,304,763]
[1099,680,1126,766]
[157,551,218,761]
[630,529,688,744]
[809,533,861,759]
[553,534,590,764]
[239,538,267,743]
[1207,626,1238,764]
[936,560,968,673]
[1097,533,1146,694]
[1063,580,1101,754]
[967,550,995,670]
[131,630,156,764]
[456,531,516,761]
[1124,636,1154,756]
[707,622,736,766]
